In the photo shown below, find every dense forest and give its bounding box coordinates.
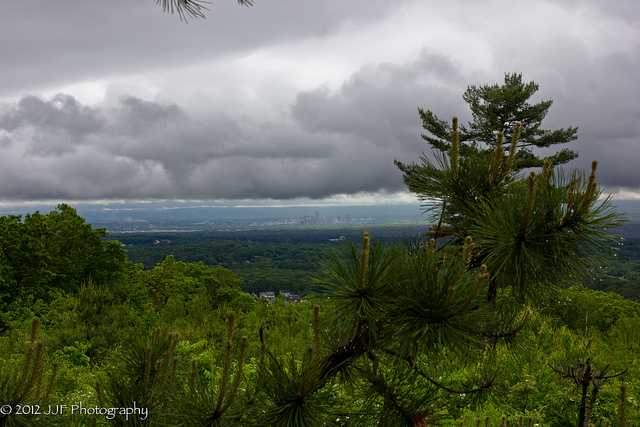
[108,227,640,303]
[107,225,425,297]
[0,201,639,425]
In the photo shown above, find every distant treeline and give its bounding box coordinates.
[108,226,640,301]
[586,236,640,302]
[122,242,322,296]
[107,223,426,246]
[107,225,426,296]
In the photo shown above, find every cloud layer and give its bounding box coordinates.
[0,55,436,200]
[1,0,639,202]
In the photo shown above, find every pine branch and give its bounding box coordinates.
[155,0,210,21]
[383,349,497,395]
[156,0,254,22]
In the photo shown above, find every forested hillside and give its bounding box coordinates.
[108,225,424,296]
[108,228,640,303]
[0,193,638,425]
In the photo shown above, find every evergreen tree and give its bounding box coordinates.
[420,72,579,169]
[0,318,63,426]
[253,110,623,425]
[396,117,623,305]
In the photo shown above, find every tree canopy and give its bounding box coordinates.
[420,72,579,169]
[0,205,127,296]
[396,117,623,305]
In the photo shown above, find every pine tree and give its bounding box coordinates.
[419,72,579,169]
[254,111,623,426]
[305,232,530,426]
[0,318,62,426]
[97,327,180,426]
[396,117,623,304]
[176,312,252,426]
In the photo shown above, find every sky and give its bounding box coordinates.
[1,0,639,209]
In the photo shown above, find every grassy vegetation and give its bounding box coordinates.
[1,208,638,426]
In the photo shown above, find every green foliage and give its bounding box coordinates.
[397,115,624,304]
[53,342,91,367]
[318,233,392,348]
[419,72,578,169]
[390,102,626,424]
[114,225,427,297]
[175,312,253,426]
[0,205,131,331]
[259,348,334,426]
[141,255,247,315]
[606,316,640,361]
[122,241,331,296]
[549,350,628,427]
[257,304,340,427]
[308,233,530,425]
[35,280,157,364]
[471,162,623,303]
[386,236,501,356]
[98,327,180,426]
[0,318,62,426]
[617,384,629,427]
[584,237,640,303]
[551,286,640,335]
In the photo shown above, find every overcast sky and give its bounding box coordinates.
[1,0,639,207]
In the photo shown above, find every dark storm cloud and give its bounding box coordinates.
[0,52,463,201]
[0,0,407,99]
[3,36,639,201]
[292,51,465,139]
[536,46,640,192]
[114,97,186,137]
[0,94,103,156]
[1,0,639,202]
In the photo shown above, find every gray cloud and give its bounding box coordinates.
[1,0,639,203]
[0,88,409,200]
[292,51,466,140]
[0,49,469,201]
[2,34,639,202]
[540,47,640,191]
[0,94,103,156]
[0,0,407,99]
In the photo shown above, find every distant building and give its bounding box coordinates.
[259,291,276,302]
[280,290,302,302]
